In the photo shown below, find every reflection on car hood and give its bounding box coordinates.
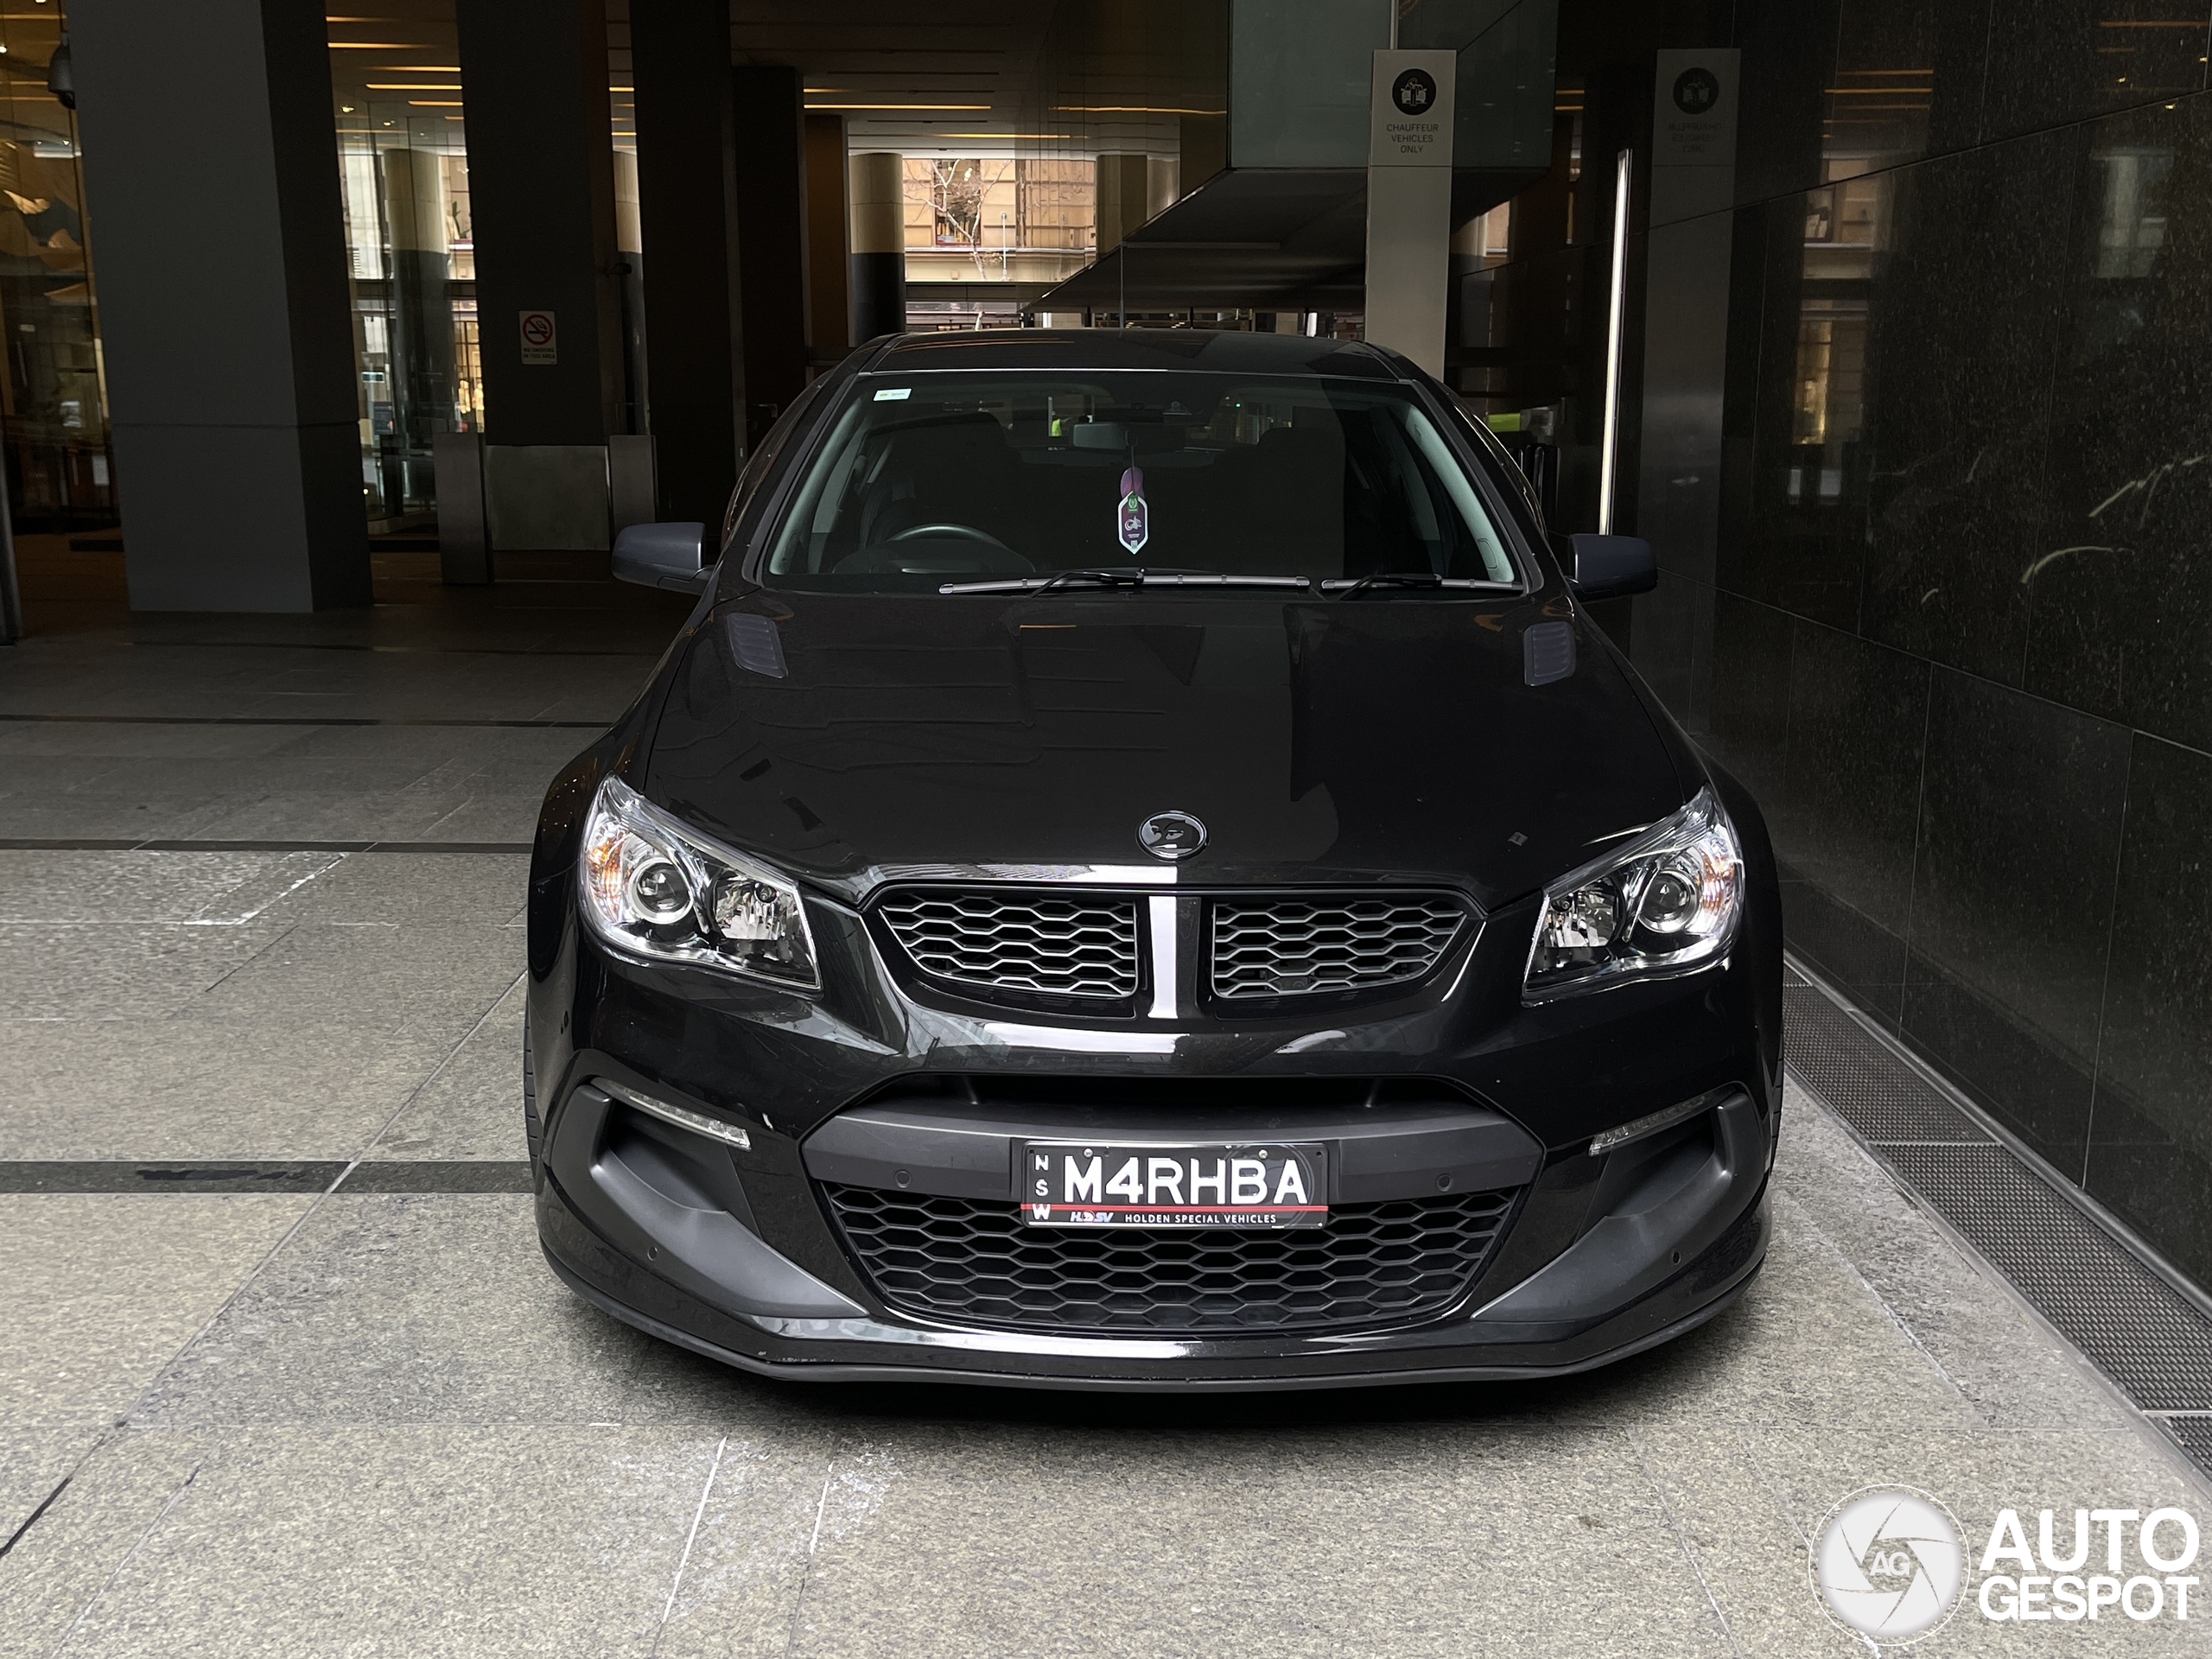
[644,594,1689,911]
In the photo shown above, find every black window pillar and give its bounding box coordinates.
[632,0,744,525]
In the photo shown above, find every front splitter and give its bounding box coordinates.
[537,1177,1770,1393]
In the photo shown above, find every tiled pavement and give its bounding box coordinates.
[0,556,2204,1656]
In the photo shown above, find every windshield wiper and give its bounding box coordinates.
[1321,573,1522,600]
[939,570,1313,595]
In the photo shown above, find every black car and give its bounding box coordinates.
[525,329,1781,1390]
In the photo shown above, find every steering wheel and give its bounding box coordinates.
[835,524,1033,575]
[888,523,1012,550]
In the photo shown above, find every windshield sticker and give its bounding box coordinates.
[872,386,911,401]
[1117,466,1150,554]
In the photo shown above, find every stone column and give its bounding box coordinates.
[72,0,367,611]
[454,0,624,446]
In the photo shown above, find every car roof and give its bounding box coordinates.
[861,328,1407,380]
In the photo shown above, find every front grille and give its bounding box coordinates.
[878,891,1141,1000]
[1210,895,1465,998]
[823,1183,1518,1335]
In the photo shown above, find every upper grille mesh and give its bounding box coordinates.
[879,891,1141,1000]
[1211,896,1465,998]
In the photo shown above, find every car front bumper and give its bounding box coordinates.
[526,861,1781,1389]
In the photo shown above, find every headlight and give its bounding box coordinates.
[1523,785,1743,1001]
[579,776,820,989]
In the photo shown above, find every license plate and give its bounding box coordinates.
[1017,1141,1326,1228]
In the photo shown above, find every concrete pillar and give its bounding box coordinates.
[733,66,810,446]
[849,153,905,342]
[454,0,623,445]
[72,0,367,612]
[804,114,851,356]
[632,0,743,525]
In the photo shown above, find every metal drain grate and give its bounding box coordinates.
[1880,1145,2212,1413]
[1785,958,2212,1474]
[2160,1416,2212,1468]
[1783,985,1990,1144]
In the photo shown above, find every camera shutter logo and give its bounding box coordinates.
[1811,1487,1967,1643]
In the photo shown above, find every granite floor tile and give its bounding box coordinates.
[0,1423,102,1542]
[765,1423,1728,1659]
[0,849,339,925]
[0,1196,312,1426]
[1773,1082,2141,1433]
[0,1013,469,1161]
[366,978,530,1161]
[5,1426,777,1659]
[188,922,523,1028]
[255,851,531,929]
[0,920,295,1020]
[130,1195,646,1428]
[0,1427,208,1659]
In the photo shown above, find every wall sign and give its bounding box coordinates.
[1368,48,1456,168]
[518,309,557,365]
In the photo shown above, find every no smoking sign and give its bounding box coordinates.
[518,309,557,365]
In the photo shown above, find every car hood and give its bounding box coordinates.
[644,593,1690,912]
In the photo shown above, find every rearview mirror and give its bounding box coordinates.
[613,521,710,593]
[1560,532,1656,601]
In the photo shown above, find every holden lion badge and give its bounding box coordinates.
[1137,810,1205,861]
[1117,465,1149,555]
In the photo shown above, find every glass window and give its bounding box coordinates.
[760,372,1519,593]
[0,1,113,534]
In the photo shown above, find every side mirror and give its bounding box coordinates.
[613,521,711,593]
[1560,532,1656,601]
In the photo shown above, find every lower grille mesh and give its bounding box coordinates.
[823,1183,1517,1335]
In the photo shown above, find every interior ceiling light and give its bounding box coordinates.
[379,65,461,72]
[329,42,430,50]
[409,100,462,107]
[804,103,988,111]
[367,83,461,90]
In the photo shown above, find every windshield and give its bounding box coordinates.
[757,371,1521,594]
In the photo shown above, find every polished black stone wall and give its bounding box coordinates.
[1621,3,2212,1286]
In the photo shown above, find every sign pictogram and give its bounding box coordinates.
[518,309,557,365]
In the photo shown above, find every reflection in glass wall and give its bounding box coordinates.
[0,1,111,532]
[328,6,471,532]
[327,5,643,525]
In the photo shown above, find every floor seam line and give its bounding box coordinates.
[1624,1427,1744,1658]
[47,1459,202,1659]
[783,1443,844,1658]
[650,1433,728,1657]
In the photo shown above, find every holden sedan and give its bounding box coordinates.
[524,328,1781,1389]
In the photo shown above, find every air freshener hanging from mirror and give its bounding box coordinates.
[1117,465,1149,555]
